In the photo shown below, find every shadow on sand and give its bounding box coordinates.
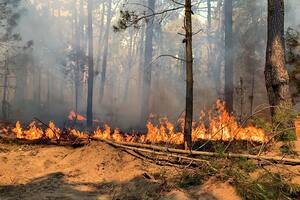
[0,172,219,200]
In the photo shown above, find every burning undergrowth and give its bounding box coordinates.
[0,100,269,151]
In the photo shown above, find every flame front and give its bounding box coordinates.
[10,100,268,144]
[12,121,43,140]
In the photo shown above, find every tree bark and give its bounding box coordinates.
[86,0,94,127]
[138,25,145,103]
[123,29,134,102]
[140,0,155,124]
[95,2,105,72]
[212,0,223,95]
[265,0,291,117]
[79,0,84,49]
[224,0,234,112]
[100,139,300,166]
[99,0,112,103]
[73,0,80,116]
[37,66,41,107]
[184,0,193,151]
[2,53,8,120]
[207,0,212,78]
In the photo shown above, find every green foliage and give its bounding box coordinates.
[279,143,298,156]
[273,103,297,142]
[177,170,203,189]
[252,103,297,143]
[235,172,300,200]
[213,143,227,155]
[211,159,300,199]
[252,117,273,133]
[236,158,257,173]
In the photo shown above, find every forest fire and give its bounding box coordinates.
[2,0,300,199]
[10,100,268,144]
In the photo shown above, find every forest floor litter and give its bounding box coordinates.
[1,137,300,200]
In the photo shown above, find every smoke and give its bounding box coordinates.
[2,0,299,129]
[286,0,300,30]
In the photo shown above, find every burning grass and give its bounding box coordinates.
[5,100,268,146]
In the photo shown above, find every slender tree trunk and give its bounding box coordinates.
[207,0,212,78]
[78,0,85,110]
[99,0,112,103]
[37,66,41,106]
[79,0,84,49]
[2,53,8,120]
[212,0,223,95]
[74,0,80,115]
[96,2,105,71]
[207,0,212,31]
[224,0,234,112]
[155,23,164,84]
[138,25,145,102]
[250,67,255,115]
[123,29,134,102]
[265,0,291,117]
[184,0,193,151]
[86,0,94,126]
[47,67,51,107]
[140,0,155,124]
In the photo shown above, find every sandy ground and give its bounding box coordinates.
[0,141,242,200]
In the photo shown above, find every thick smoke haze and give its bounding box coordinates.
[2,0,299,129]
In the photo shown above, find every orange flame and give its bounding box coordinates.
[10,100,268,144]
[12,121,43,140]
[68,111,86,121]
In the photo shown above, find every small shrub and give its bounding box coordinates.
[273,102,297,142]
[236,158,257,173]
[235,172,300,200]
[177,170,203,189]
[280,142,298,156]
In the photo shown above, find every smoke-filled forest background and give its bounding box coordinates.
[0,0,300,129]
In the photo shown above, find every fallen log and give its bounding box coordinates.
[100,139,300,166]
[101,138,212,166]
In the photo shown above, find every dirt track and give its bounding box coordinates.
[0,141,242,200]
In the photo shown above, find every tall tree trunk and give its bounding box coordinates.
[74,0,80,115]
[2,53,8,120]
[37,66,41,107]
[79,0,84,48]
[78,0,85,110]
[207,0,212,31]
[184,0,193,151]
[86,0,94,126]
[99,0,112,103]
[224,0,234,112]
[123,29,134,102]
[212,0,223,95]
[207,0,212,78]
[47,67,51,107]
[265,0,291,117]
[140,0,155,124]
[138,25,145,102]
[96,2,105,71]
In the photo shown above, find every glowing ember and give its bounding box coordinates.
[10,100,269,144]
